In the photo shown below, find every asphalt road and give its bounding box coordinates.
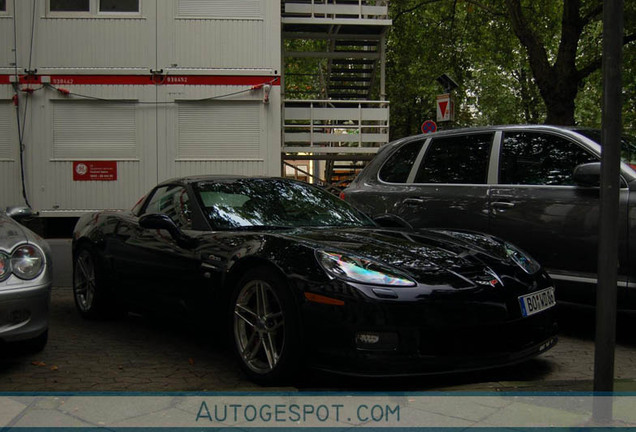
[2,287,636,392]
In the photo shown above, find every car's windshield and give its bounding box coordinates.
[195,178,375,230]
[575,129,636,169]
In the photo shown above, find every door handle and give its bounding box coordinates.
[403,198,425,205]
[491,201,515,209]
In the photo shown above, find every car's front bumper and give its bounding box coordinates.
[300,286,558,376]
[0,280,51,343]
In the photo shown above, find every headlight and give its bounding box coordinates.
[0,252,10,282]
[317,250,416,287]
[505,243,541,274]
[10,245,45,280]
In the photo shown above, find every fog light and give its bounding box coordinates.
[355,331,399,351]
[9,309,30,324]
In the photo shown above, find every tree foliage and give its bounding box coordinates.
[387,0,636,140]
[284,39,328,100]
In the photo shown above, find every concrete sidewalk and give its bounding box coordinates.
[1,394,636,428]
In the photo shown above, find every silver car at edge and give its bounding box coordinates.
[0,207,52,352]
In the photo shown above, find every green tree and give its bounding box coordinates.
[503,0,634,125]
[387,0,636,139]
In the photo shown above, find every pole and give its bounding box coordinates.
[593,0,623,423]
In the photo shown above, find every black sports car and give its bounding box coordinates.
[72,176,557,384]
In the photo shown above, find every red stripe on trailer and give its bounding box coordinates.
[0,74,281,86]
[0,75,42,85]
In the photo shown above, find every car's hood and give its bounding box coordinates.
[273,226,522,285]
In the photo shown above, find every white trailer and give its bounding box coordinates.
[1,0,281,216]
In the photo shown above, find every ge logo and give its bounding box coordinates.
[75,163,88,176]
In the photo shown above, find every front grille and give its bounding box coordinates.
[418,313,555,356]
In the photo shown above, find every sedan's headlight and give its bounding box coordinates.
[10,245,45,280]
[504,243,541,274]
[317,250,416,287]
[0,252,10,282]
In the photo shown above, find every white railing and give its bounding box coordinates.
[283,0,390,20]
[283,99,389,153]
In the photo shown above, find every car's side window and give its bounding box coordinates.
[142,185,192,229]
[378,141,423,183]
[414,133,493,184]
[500,132,598,186]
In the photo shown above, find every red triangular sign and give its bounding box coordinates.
[439,101,448,117]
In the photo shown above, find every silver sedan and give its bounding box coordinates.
[0,207,52,352]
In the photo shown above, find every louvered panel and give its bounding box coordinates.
[0,99,22,206]
[52,102,137,159]
[0,20,12,69]
[0,102,17,160]
[0,162,21,207]
[173,20,266,69]
[35,17,155,69]
[178,102,262,160]
[32,85,156,212]
[178,0,263,18]
[170,161,266,179]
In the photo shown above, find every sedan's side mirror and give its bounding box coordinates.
[139,213,197,248]
[573,162,601,187]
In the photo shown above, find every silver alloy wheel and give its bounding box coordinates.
[233,279,286,375]
[74,249,96,312]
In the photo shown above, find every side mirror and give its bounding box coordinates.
[6,206,36,220]
[373,214,413,230]
[139,213,197,248]
[573,162,601,187]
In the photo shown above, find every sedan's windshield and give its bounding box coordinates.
[575,129,636,168]
[195,178,375,230]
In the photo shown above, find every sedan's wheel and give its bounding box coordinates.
[231,267,299,385]
[73,247,112,319]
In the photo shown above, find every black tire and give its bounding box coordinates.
[73,246,116,319]
[229,267,300,385]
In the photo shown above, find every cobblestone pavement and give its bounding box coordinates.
[1,287,636,392]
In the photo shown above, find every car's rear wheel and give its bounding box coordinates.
[230,267,299,385]
[73,247,113,319]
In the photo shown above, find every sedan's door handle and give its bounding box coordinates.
[403,198,425,205]
[491,201,515,209]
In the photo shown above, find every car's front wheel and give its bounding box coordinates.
[230,267,300,385]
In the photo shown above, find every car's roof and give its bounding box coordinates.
[381,124,598,150]
[412,124,586,138]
